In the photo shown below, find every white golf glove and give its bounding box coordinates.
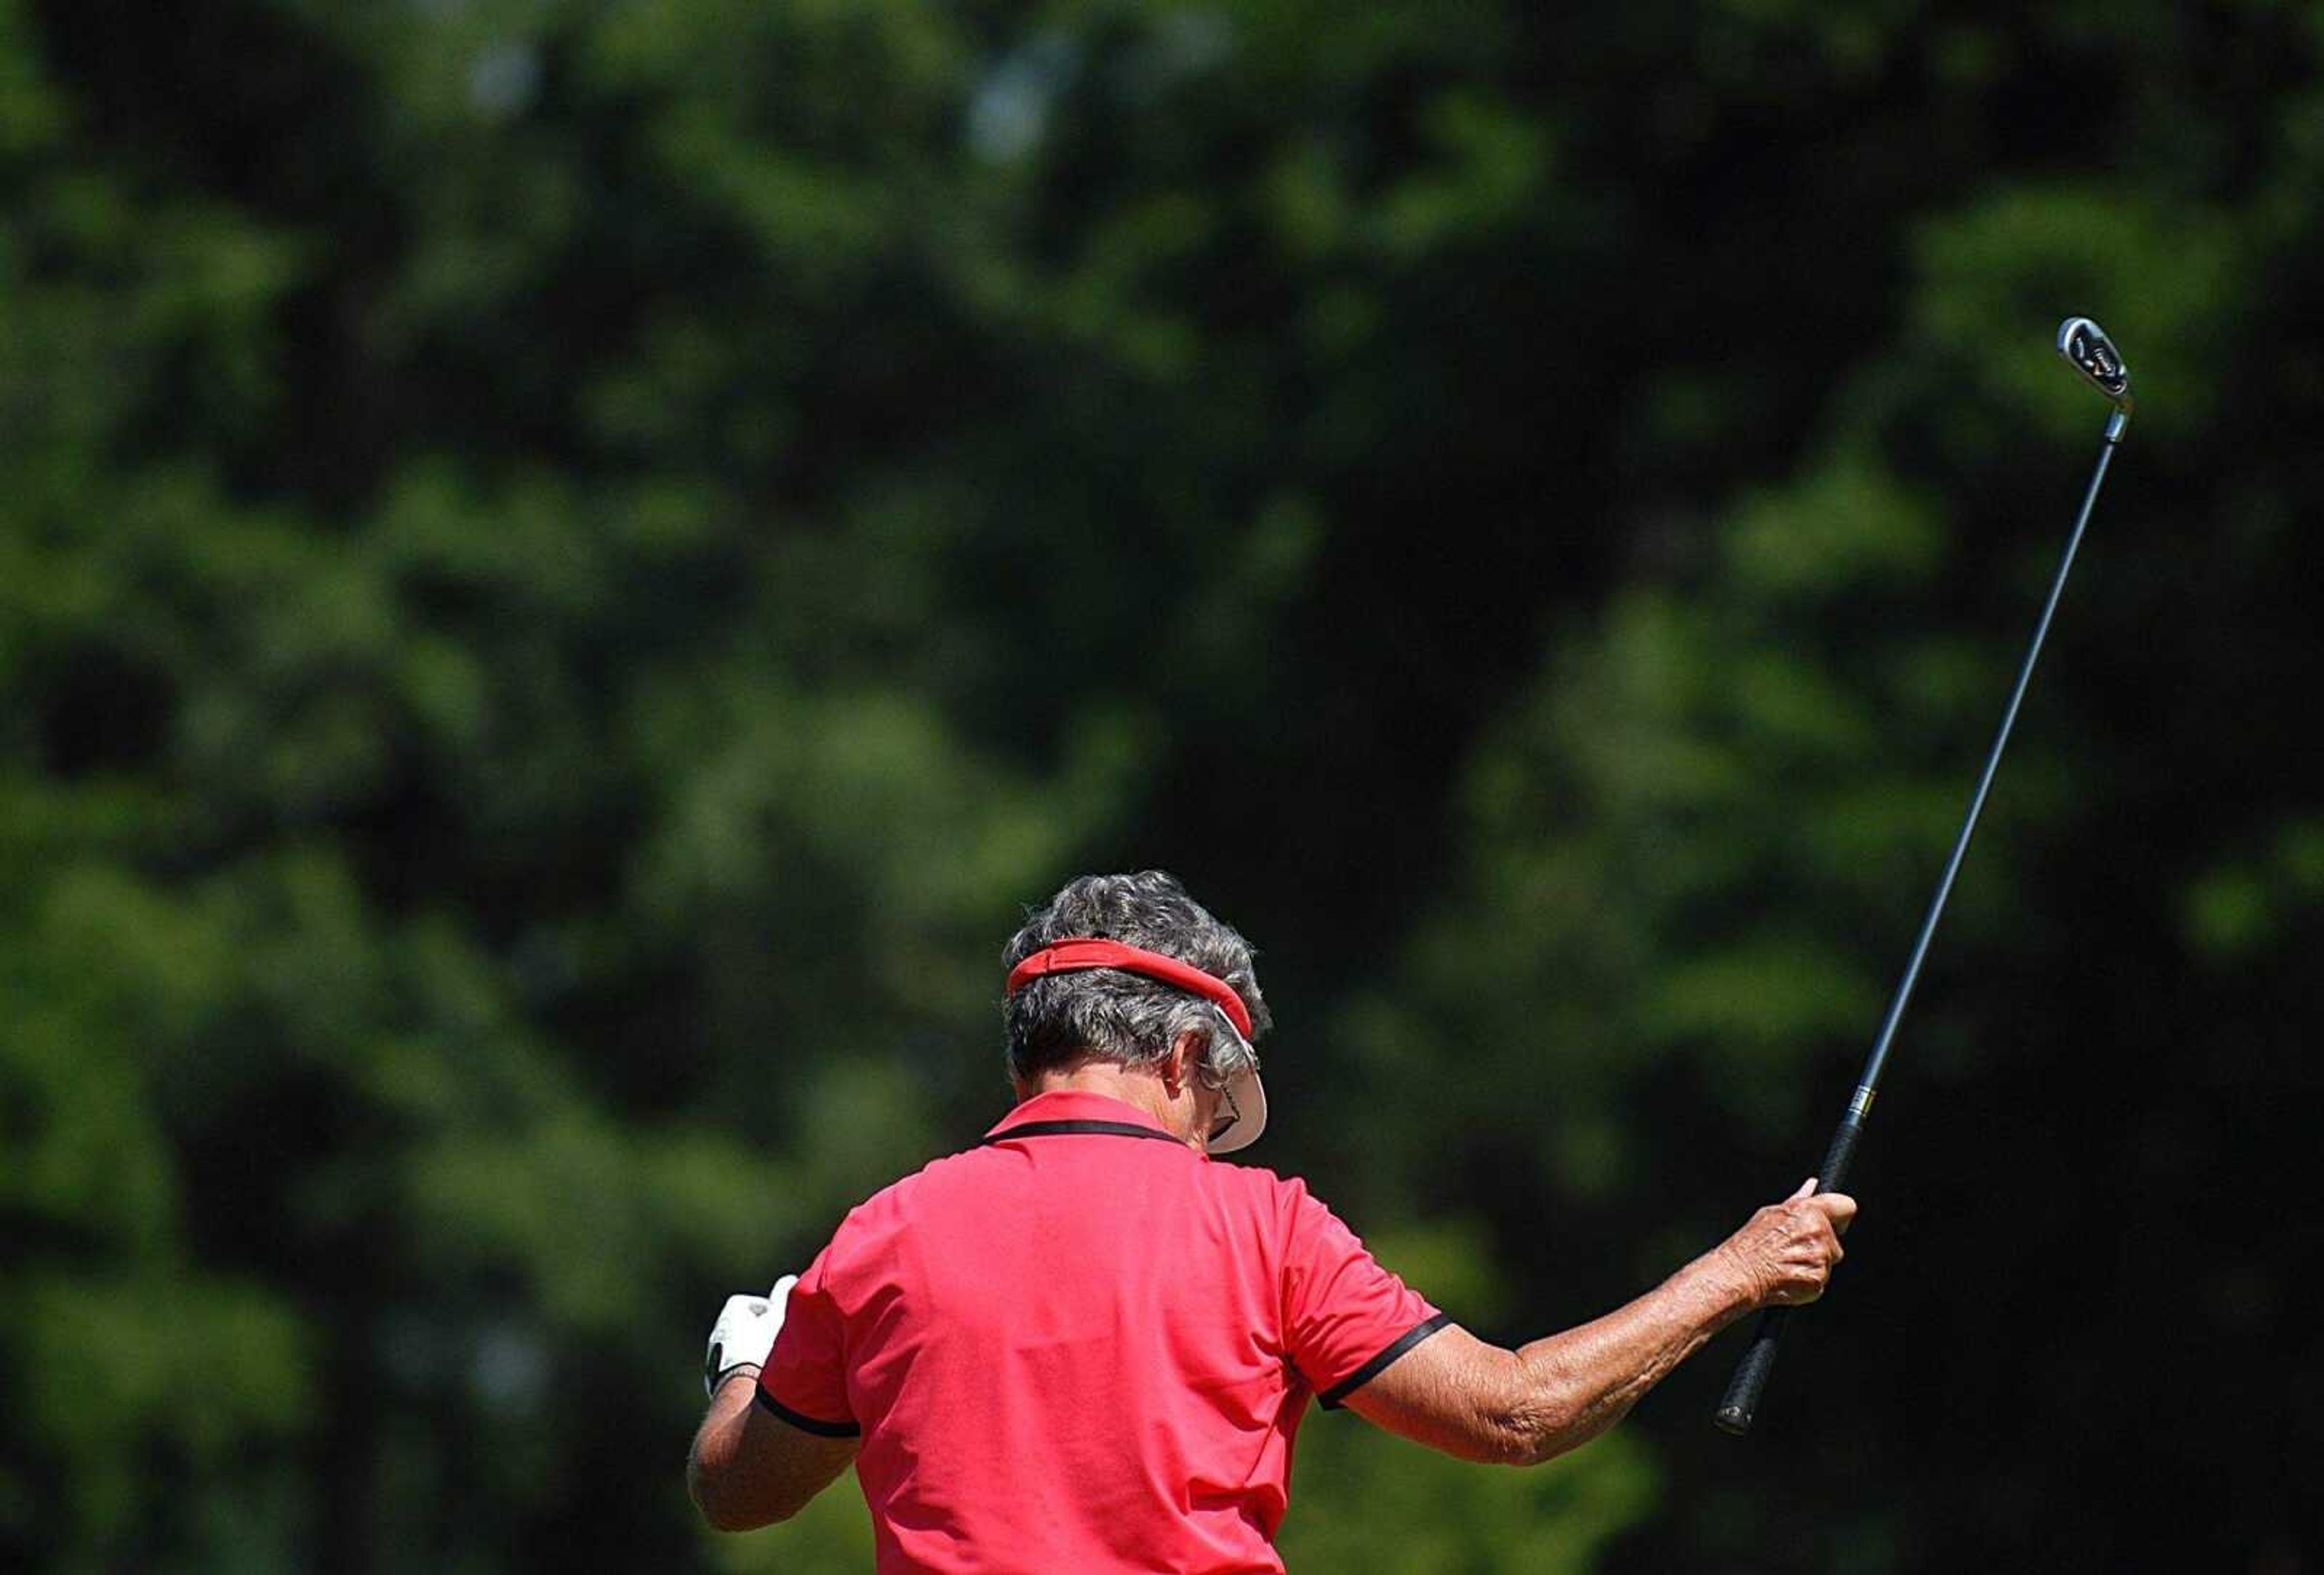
[703,1275,798,1397]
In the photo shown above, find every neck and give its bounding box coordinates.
[1023,1061,1206,1151]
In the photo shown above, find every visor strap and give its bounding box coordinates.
[1004,939,1254,1039]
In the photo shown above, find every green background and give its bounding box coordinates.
[3,1,2318,1569]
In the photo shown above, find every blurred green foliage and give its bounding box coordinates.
[3,1,2322,1570]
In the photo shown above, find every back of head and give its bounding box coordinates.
[1001,870,1270,1088]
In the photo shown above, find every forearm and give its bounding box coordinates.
[689,1367,861,1531]
[1346,1187,1848,1467]
[1500,1249,1754,1464]
[688,1369,769,1530]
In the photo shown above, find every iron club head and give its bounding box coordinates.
[2056,317,2133,413]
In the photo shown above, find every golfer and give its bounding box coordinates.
[689,870,1853,1571]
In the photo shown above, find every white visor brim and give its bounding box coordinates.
[1206,1068,1267,1154]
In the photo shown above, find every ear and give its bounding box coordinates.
[1164,1028,1205,1095]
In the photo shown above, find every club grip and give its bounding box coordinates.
[1813,1104,1866,1198]
[1713,1306,1790,1435]
[1712,1103,1868,1436]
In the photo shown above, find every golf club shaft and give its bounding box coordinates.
[1713,407,2127,1437]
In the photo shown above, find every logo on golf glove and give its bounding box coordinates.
[703,1274,799,1397]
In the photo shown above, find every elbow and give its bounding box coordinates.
[1497,1425,1581,1470]
[694,1487,793,1534]
[1506,1433,1581,1470]
[688,1458,790,1533]
[703,1502,791,1535]
[686,1459,730,1530]
[692,1490,744,1534]
[1486,1395,1589,1469]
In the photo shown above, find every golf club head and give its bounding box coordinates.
[2056,317,2133,412]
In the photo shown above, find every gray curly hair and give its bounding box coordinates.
[1002,870,1270,1087]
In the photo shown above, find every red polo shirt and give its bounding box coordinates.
[758,1090,1446,1573]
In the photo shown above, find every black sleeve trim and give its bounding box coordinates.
[1318,1312,1454,1410]
[755,1386,861,1438]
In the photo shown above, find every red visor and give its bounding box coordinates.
[1004,939,1253,1039]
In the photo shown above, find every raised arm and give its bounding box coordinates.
[1344,1180,1854,1465]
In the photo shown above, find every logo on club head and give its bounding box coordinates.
[2057,317,2131,401]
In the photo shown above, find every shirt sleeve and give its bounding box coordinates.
[1279,1180,1448,1410]
[757,1243,860,1437]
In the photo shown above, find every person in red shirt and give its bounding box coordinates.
[689,871,1853,1571]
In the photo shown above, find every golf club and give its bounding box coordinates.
[1712,317,2135,1437]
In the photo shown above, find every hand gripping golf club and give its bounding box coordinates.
[1712,318,2134,1437]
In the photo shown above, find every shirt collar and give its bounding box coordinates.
[985,1090,1198,1151]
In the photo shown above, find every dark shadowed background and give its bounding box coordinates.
[3,2,2319,1570]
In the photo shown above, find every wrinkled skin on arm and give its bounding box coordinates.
[687,1373,860,1531]
[1347,1181,1855,1465]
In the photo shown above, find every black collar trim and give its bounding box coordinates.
[981,1119,1184,1146]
